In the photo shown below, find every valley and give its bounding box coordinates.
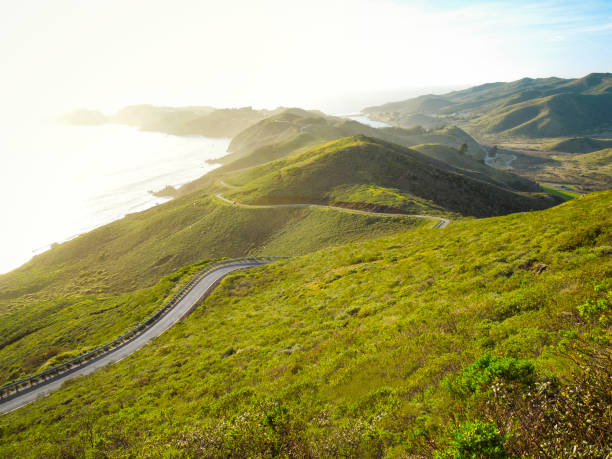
[362,74,612,195]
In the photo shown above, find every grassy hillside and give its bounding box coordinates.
[1,191,609,457]
[164,122,497,202]
[224,108,329,158]
[471,92,612,138]
[225,136,559,217]
[531,149,612,192]
[215,110,488,173]
[0,261,210,386]
[411,143,540,191]
[0,189,423,384]
[2,191,414,298]
[216,109,386,170]
[365,73,612,139]
[544,136,612,153]
[379,125,487,159]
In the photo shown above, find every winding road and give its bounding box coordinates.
[215,180,451,228]
[0,260,267,414]
[1,182,450,415]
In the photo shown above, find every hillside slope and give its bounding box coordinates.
[216,108,385,170]
[225,136,559,217]
[545,136,612,153]
[1,191,609,457]
[411,143,540,191]
[471,92,612,138]
[215,109,487,172]
[531,148,612,191]
[0,189,421,383]
[365,73,612,138]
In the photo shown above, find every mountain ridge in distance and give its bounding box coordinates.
[364,73,612,138]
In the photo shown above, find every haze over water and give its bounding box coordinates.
[0,121,229,274]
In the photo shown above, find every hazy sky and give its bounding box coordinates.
[1,0,611,118]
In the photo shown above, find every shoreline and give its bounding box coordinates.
[0,123,229,275]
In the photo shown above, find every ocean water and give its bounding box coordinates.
[0,122,230,274]
[346,114,390,128]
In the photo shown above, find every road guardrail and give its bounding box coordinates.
[0,257,287,401]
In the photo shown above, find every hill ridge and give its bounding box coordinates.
[364,73,612,138]
[223,135,560,217]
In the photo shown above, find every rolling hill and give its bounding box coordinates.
[1,190,609,457]
[220,109,487,168]
[0,187,420,385]
[531,148,612,191]
[410,143,540,191]
[169,110,495,199]
[471,92,612,138]
[544,136,612,153]
[224,136,559,217]
[365,73,612,139]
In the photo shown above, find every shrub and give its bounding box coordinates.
[435,420,509,459]
[449,354,535,397]
[463,288,612,458]
[577,282,610,322]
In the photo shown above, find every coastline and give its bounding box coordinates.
[0,123,230,275]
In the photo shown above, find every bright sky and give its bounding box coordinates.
[1,0,611,118]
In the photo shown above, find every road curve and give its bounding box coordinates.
[216,180,451,228]
[0,260,266,414]
[2,181,449,414]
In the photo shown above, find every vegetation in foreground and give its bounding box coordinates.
[0,191,609,457]
[0,261,210,386]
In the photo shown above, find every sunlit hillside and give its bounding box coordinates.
[2,0,611,457]
[1,191,609,457]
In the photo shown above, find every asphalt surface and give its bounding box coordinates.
[215,181,451,228]
[0,261,265,414]
[1,180,451,414]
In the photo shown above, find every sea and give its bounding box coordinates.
[0,121,230,274]
[0,111,389,275]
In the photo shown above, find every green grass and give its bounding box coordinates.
[471,92,612,138]
[0,261,211,385]
[1,190,609,457]
[0,190,418,299]
[538,183,580,201]
[543,136,612,153]
[365,73,612,140]
[225,136,560,217]
[0,190,421,385]
[202,108,490,183]
[533,149,612,192]
[411,143,540,192]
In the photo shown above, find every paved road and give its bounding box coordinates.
[216,180,451,228]
[2,179,450,414]
[0,260,266,414]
